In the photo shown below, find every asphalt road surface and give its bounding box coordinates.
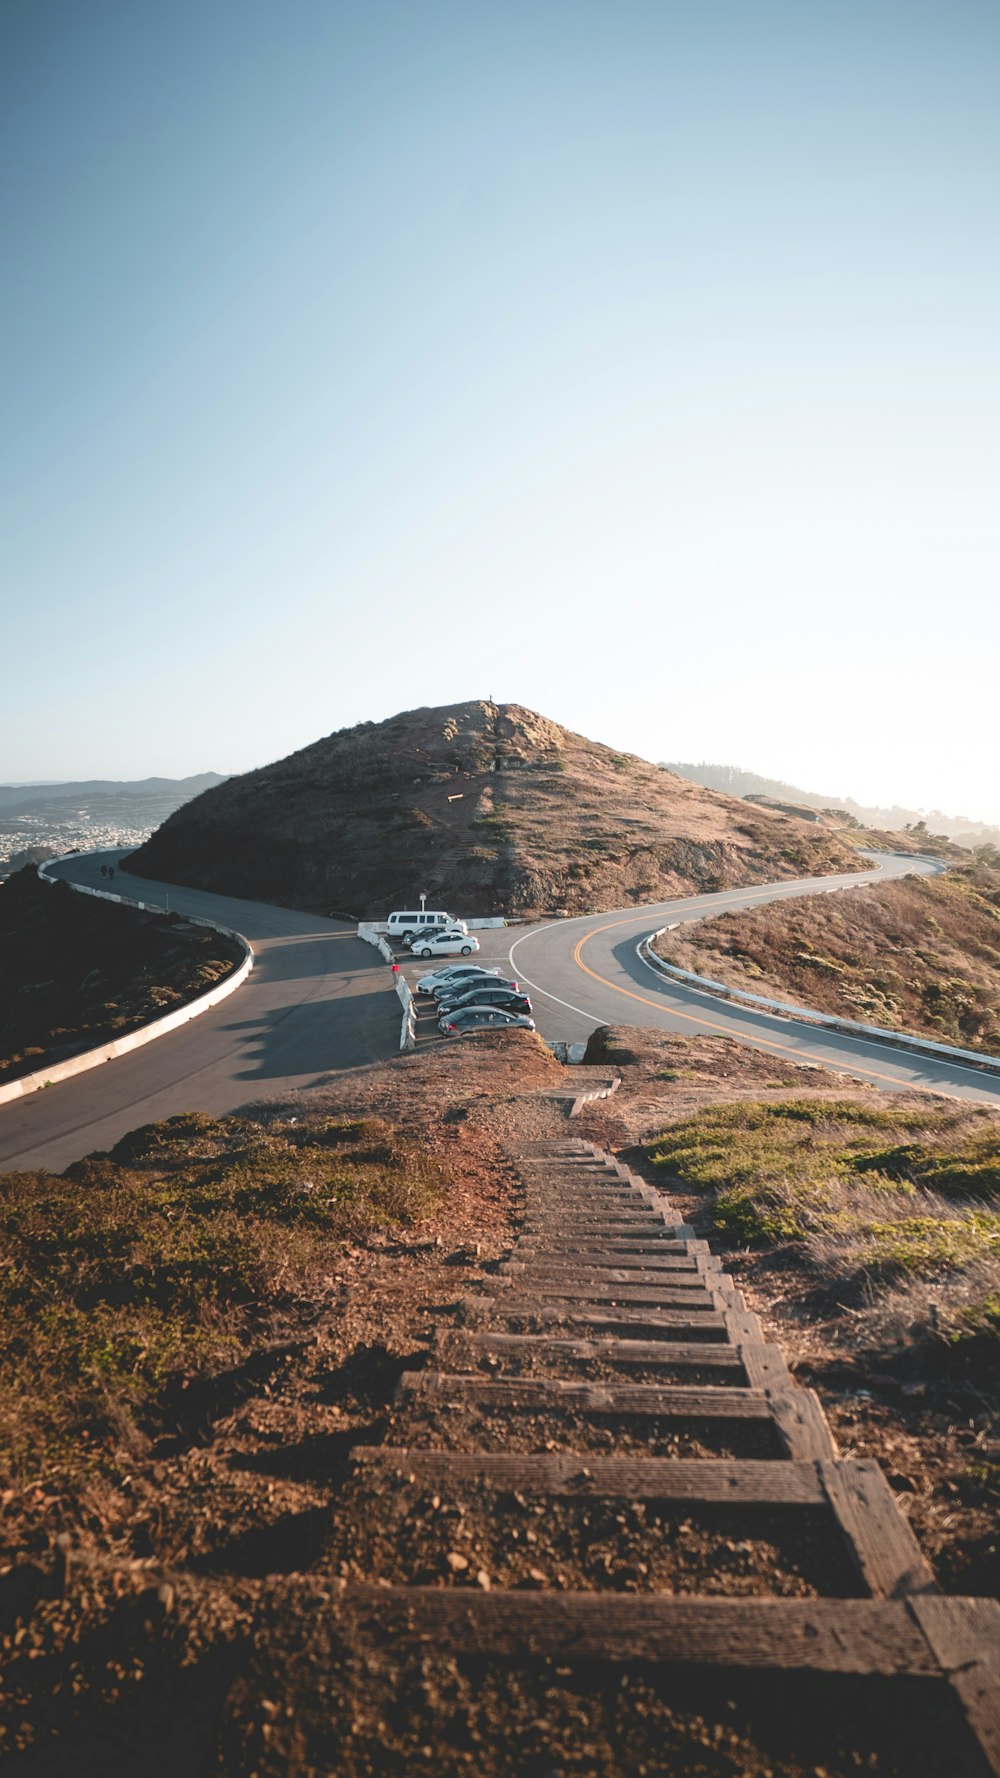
[478,852,1000,1108]
[4,848,998,1176]
[0,852,397,1174]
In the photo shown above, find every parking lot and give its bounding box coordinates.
[387,924,536,1045]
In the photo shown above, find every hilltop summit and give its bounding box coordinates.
[125,701,861,916]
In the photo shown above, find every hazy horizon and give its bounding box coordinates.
[5,725,1000,832]
[3,2,997,819]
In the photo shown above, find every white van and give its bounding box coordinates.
[386,909,468,942]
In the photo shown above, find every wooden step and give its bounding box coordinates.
[503,1256,718,1278]
[398,1372,773,1420]
[457,1296,732,1337]
[331,1587,998,1771]
[328,1587,948,1674]
[350,1449,825,1504]
[482,1280,734,1308]
[512,1244,717,1264]
[437,1331,746,1371]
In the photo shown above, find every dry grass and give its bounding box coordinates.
[643,1096,1000,1360]
[653,863,1000,1053]
[0,1111,451,1498]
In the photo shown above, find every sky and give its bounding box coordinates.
[2,0,998,819]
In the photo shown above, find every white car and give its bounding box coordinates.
[416,965,503,994]
[411,930,480,959]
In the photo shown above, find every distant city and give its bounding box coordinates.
[0,775,226,876]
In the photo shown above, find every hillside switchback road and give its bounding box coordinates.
[3,848,999,1176]
[0,853,396,1173]
[492,852,1000,1108]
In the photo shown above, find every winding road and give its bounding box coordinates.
[2,848,998,1176]
[491,853,1000,1107]
[0,852,397,1174]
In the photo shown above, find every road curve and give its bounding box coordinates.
[0,852,397,1174]
[4,850,996,1176]
[496,852,1000,1107]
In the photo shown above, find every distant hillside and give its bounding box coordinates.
[126,702,863,917]
[662,761,1000,850]
[0,774,227,825]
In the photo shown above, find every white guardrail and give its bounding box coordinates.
[356,924,416,1049]
[0,856,255,1107]
[639,930,1000,1079]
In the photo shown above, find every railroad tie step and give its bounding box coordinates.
[456,1296,735,1339]
[398,1371,772,1420]
[481,1279,739,1310]
[434,1329,748,1375]
[324,1584,1000,1684]
[502,1255,721,1278]
[347,1447,938,1598]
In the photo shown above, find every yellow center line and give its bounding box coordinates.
[570,910,938,1090]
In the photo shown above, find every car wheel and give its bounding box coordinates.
[461,944,472,955]
[420,947,433,958]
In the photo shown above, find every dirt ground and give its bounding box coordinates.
[1,1026,997,1774]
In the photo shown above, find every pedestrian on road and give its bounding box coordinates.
[108,867,116,881]
[100,865,107,879]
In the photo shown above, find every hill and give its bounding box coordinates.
[125,702,863,916]
[652,860,1000,1053]
[662,760,1000,851]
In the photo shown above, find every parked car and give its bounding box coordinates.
[416,965,503,994]
[439,1006,536,1034]
[402,923,468,950]
[413,930,480,959]
[386,909,467,942]
[437,986,533,1017]
[431,973,520,1000]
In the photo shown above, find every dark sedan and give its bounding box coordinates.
[439,1007,536,1035]
[436,985,533,1017]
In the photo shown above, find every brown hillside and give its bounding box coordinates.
[652,862,1000,1053]
[125,701,862,916]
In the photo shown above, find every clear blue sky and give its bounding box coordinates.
[3,0,998,819]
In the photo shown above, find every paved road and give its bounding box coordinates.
[472,852,1000,1107]
[0,852,397,1174]
[5,849,997,1176]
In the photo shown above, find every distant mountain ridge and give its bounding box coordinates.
[0,774,227,817]
[661,762,1000,850]
[126,701,862,917]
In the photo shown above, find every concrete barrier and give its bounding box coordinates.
[546,1041,589,1065]
[395,976,417,1051]
[638,932,1000,1079]
[0,856,256,1108]
[0,913,254,1109]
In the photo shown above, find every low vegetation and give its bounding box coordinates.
[126,700,863,916]
[644,1097,1000,1360]
[0,867,244,1081]
[0,1111,449,1493]
[653,861,1000,1053]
